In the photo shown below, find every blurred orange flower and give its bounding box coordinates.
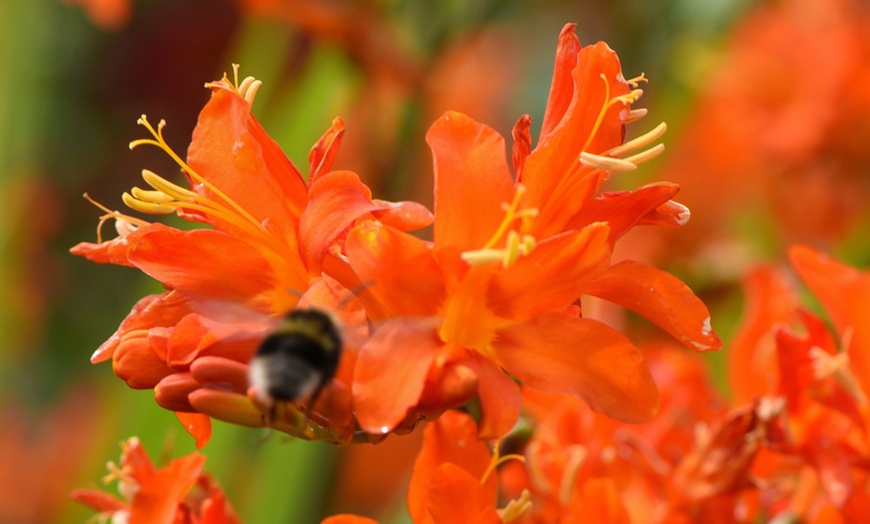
[71,437,240,524]
[656,0,870,259]
[347,24,720,440]
[71,68,431,446]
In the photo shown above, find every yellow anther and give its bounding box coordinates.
[122,192,176,214]
[606,122,667,158]
[625,108,648,123]
[141,169,197,201]
[130,186,174,205]
[579,152,638,173]
[499,489,533,523]
[622,142,665,165]
[503,231,522,267]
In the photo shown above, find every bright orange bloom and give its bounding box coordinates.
[347,24,720,439]
[64,0,132,30]
[727,246,870,515]
[71,68,431,446]
[71,437,240,524]
[655,0,870,256]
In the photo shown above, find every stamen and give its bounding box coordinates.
[621,143,665,165]
[579,152,638,173]
[122,192,176,214]
[625,108,648,123]
[480,437,526,485]
[130,187,174,204]
[83,193,150,243]
[498,489,533,522]
[461,185,539,267]
[142,169,196,201]
[129,115,269,236]
[605,122,667,158]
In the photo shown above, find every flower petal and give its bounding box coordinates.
[489,223,611,320]
[426,111,514,253]
[129,453,206,524]
[539,23,583,144]
[427,463,501,524]
[126,226,275,303]
[494,312,659,423]
[187,86,306,239]
[345,221,445,320]
[321,516,380,524]
[585,260,722,352]
[729,264,800,404]
[464,351,523,439]
[353,318,442,435]
[309,117,345,183]
[408,410,495,524]
[175,412,212,450]
[70,222,162,267]
[298,170,380,274]
[565,182,682,246]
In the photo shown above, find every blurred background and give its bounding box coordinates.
[1,0,868,522]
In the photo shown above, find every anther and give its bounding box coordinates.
[122,192,176,214]
[579,152,638,173]
[131,186,174,204]
[606,122,667,158]
[141,169,197,201]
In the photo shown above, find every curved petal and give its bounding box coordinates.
[464,351,523,439]
[345,222,445,320]
[426,111,514,253]
[70,222,163,267]
[489,223,611,320]
[353,318,442,435]
[408,410,495,524]
[371,199,434,232]
[92,291,190,363]
[729,264,800,404]
[586,260,722,352]
[187,86,305,239]
[129,453,206,524]
[113,332,175,389]
[127,226,276,303]
[175,412,212,450]
[539,23,583,144]
[494,312,659,423]
[299,170,380,274]
[309,117,345,183]
[565,182,682,246]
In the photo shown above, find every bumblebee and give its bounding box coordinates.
[248,308,342,422]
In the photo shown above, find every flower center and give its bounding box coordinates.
[461,184,539,268]
[809,327,868,406]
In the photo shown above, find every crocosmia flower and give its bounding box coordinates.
[71,437,240,524]
[346,24,721,439]
[71,67,431,446]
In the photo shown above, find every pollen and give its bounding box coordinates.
[461,184,538,268]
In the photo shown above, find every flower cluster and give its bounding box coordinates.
[72,24,718,452]
[72,437,240,523]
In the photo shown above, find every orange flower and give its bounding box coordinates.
[347,24,720,439]
[71,437,241,524]
[727,246,870,513]
[71,67,431,446]
[408,410,530,524]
